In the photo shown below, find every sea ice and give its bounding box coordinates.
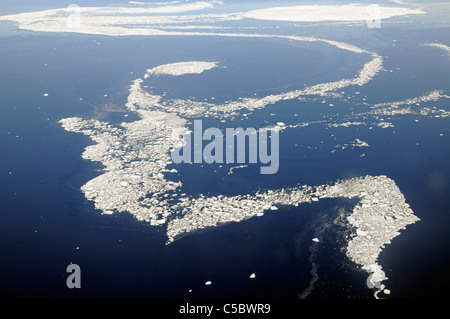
[242,4,425,22]
[424,43,450,56]
[0,3,425,36]
[146,61,219,77]
[44,4,433,296]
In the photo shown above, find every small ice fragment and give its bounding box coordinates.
[312,238,320,243]
[120,181,128,187]
[205,281,212,285]
[250,273,256,279]
[156,218,166,225]
[383,289,391,295]
[270,206,278,210]
[43,93,49,97]
[276,122,285,126]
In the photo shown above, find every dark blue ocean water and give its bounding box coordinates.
[0,16,449,299]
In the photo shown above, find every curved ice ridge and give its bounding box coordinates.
[242,4,425,22]
[120,33,383,119]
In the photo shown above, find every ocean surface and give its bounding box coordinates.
[0,1,449,299]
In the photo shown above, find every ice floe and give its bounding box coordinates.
[166,175,419,296]
[59,52,425,294]
[242,4,425,23]
[372,90,448,109]
[335,139,369,150]
[377,122,394,129]
[328,122,364,128]
[38,2,440,296]
[228,165,248,175]
[424,43,450,56]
